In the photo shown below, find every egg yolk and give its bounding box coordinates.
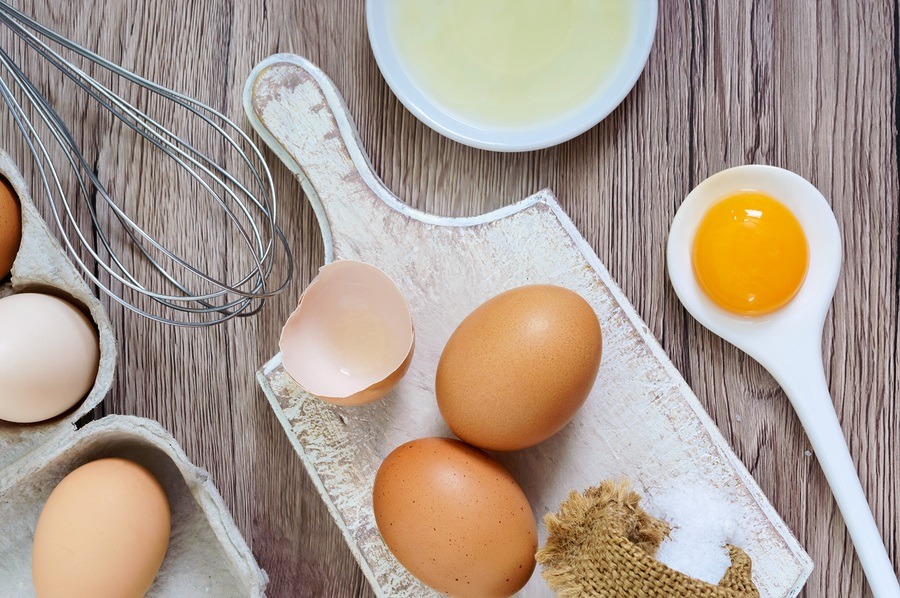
[692,190,808,316]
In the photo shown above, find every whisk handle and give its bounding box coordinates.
[244,54,397,262]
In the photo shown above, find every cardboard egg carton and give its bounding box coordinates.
[0,416,268,596]
[0,152,268,595]
[0,150,116,473]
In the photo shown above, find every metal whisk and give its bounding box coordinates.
[0,2,293,326]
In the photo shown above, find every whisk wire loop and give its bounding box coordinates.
[0,1,293,326]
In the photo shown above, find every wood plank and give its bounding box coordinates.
[0,1,895,596]
[686,2,899,596]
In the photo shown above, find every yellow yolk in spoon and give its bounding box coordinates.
[692,190,809,316]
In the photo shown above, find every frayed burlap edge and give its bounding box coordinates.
[535,480,759,598]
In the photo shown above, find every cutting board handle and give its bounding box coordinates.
[243,54,391,259]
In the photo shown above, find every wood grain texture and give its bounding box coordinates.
[0,1,896,597]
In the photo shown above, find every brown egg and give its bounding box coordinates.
[32,458,171,598]
[436,285,602,451]
[0,176,22,279]
[373,438,537,598]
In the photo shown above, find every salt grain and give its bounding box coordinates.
[648,487,747,585]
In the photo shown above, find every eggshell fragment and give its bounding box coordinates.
[436,284,602,451]
[373,438,537,598]
[32,458,171,598]
[280,260,414,405]
[0,176,21,279]
[0,293,100,424]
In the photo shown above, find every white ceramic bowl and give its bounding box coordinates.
[366,0,658,152]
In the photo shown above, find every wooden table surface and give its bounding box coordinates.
[2,1,897,596]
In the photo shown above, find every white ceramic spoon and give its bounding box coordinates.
[667,165,900,597]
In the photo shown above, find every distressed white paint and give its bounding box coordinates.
[245,54,814,597]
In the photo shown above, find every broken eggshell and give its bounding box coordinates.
[279,260,414,406]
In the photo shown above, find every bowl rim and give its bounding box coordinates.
[365,0,659,152]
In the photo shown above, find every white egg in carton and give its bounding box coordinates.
[0,150,116,471]
[0,151,268,596]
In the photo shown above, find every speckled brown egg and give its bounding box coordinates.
[436,285,602,451]
[373,438,537,598]
[0,176,22,279]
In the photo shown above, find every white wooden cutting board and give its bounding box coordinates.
[244,54,812,597]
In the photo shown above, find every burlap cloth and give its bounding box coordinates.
[535,481,759,597]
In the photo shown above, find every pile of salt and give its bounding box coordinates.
[649,488,748,585]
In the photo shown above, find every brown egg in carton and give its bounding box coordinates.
[0,152,268,594]
[0,416,267,595]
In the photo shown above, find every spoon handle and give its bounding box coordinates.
[778,358,899,597]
